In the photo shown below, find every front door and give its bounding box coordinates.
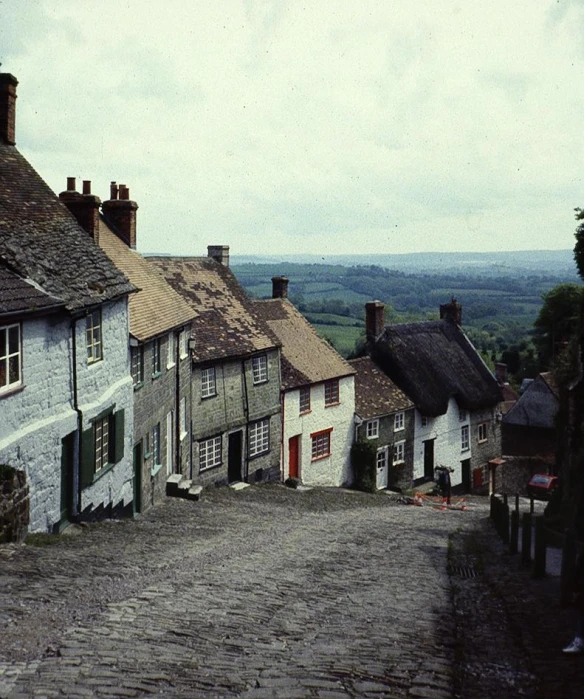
[461,458,471,493]
[423,439,435,480]
[376,446,389,489]
[228,431,243,483]
[59,432,75,529]
[133,442,143,514]
[288,435,300,479]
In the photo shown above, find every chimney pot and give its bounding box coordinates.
[365,301,385,342]
[0,73,18,145]
[102,183,138,249]
[82,180,91,195]
[207,245,230,267]
[440,297,462,325]
[67,177,77,192]
[495,362,508,384]
[272,276,289,299]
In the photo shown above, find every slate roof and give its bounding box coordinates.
[371,319,502,417]
[97,223,195,342]
[149,256,279,363]
[253,298,355,390]
[0,144,134,312]
[503,373,559,429]
[0,262,64,317]
[348,356,413,419]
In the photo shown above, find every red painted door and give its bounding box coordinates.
[289,435,300,479]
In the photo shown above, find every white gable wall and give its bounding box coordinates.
[413,397,471,487]
[282,375,355,487]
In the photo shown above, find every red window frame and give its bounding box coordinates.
[311,427,333,461]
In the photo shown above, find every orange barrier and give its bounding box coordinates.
[413,492,469,511]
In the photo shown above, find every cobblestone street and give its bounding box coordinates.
[0,486,582,697]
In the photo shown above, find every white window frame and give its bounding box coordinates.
[179,396,187,441]
[299,386,311,414]
[420,416,429,427]
[179,329,189,360]
[366,419,379,439]
[311,429,332,460]
[94,415,110,473]
[201,366,217,398]
[252,354,268,384]
[166,332,176,369]
[461,425,470,451]
[131,346,144,386]
[394,412,405,431]
[478,422,488,443]
[393,439,405,465]
[249,418,270,457]
[166,410,174,474]
[199,436,222,471]
[324,379,340,406]
[0,323,22,394]
[152,338,161,376]
[152,423,161,465]
[86,310,103,364]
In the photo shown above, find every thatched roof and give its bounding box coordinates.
[370,319,502,417]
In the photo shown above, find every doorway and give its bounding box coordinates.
[288,435,300,479]
[461,458,471,493]
[228,431,243,483]
[59,432,75,529]
[423,439,435,480]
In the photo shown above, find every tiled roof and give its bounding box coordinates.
[371,319,502,416]
[97,223,195,342]
[0,262,64,317]
[149,257,279,363]
[253,298,355,390]
[348,356,413,419]
[0,145,134,312]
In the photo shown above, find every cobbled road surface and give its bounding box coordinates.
[0,485,573,698]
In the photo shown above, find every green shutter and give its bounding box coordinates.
[80,427,95,488]
[114,409,125,463]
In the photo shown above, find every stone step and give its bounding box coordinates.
[186,485,203,501]
[229,481,250,491]
[176,479,193,497]
[165,473,183,497]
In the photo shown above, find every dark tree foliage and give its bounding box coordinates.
[574,208,584,281]
[533,283,583,370]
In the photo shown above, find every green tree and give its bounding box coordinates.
[574,208,584,280]
[533,283,583,369]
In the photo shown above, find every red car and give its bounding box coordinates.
[527,473,559,500]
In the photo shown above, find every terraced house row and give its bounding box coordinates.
[0,74,505,537]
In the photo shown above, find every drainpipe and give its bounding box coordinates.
[241,358,250,482]
[174,331,180,475]
[71,316,82,517]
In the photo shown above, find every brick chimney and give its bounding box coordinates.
[440,297,462,325]
[365,301,385,342]
[495,362,508,384]
[59,178,101,242]
[272,276,289,299]
[207,245,230,267]
[102,182,138,249]
[0,73,18,145]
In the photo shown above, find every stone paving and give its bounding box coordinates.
[0,486,581,697]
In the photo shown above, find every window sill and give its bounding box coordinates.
[325,402,340,408]
[249,450,269,461]
[253,379,268,386]
[151,462,163,477]
[166,362,176,371]
[461,447,470,453]
[199,462,222,473]
[311,453,331,462]
[87,357,103,366]
[180,431,188,442]
[87,461,115,487]
[0,383,25,399]
[366,435,379,440]
[201,393,217,400]
[478,439,488,444]
[299,409,312,416]
[180,352,189,361]
[143,451,152,460]
[152,371,162,380]
[394,426,405,432]
[393,460,405,466]
[133,381,144,392]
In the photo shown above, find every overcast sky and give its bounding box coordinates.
[2,0,583,257]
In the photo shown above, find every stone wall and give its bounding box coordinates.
[0,465,29,543]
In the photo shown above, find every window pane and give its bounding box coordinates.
[0,358,6,388]
[8,326,19,354]
[0,328,6,358]
[8,355,19,384]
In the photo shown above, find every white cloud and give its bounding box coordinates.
[2,0,584,256]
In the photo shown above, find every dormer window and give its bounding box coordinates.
[366,419,379,439]
[394,412,405,431]
[252,354,268,384]
[86,310,102,364]
[0,323,21,394]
